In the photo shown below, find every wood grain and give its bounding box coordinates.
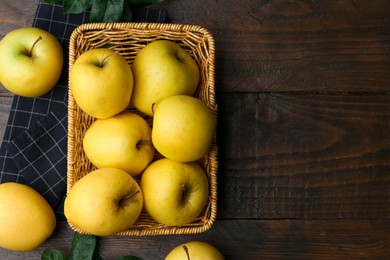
[1,0,390,258]
[158,0,390,93]
[217,93,390,219]
[0,0,38,38]
[0,97,12,141]
[2,92,389,255]
[1,220,390,259]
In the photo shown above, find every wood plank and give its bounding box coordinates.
[217,92,390,219]
[158,0,390,92]
[1,93,389,220]
[0,0,38,38]
[0,96,12,141]
[1,220,390,259]
[0,85,14,98]
[3,0,390,95]
[1,1,390,94]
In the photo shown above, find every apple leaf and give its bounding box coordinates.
[63,0,92,14]
[41,233,143,260]
[71,233,102,260]
[121,1,133,22]
[43,0,164,22]
[102,0,125,22]
[90,0,108,22]
[91,0,133,22]
[41,249,70,260]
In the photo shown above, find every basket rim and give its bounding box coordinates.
[67,22,218,236]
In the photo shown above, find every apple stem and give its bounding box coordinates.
[183,245,190,260]
[179,184,191,206]
[99,53,114,68]
[174,50,185,63]
[119,190,140,207]
[126,190,140,199]
[136,140,152,150]
[151,103,156,115]
[29,36,42,57]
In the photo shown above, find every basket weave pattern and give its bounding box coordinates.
[67,23,217,236]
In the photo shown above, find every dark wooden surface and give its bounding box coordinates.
[1,0,390,259]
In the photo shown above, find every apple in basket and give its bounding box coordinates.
[70,48,133,119]
[140,158,209,226]
[0,182,56,252]
[152,95,217,162]
[83,111,154,176]
[131,40,200,116]
[64,168,143,236]
[165,241,225,260]
[0,27,63,97]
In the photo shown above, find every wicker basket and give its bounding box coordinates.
[67,22,217,236]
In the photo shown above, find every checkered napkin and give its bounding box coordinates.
[0,1,166,219]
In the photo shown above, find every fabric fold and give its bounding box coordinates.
[6,104,67,208]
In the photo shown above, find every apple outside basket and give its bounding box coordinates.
[67,22,218,236]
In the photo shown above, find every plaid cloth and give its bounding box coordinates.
[0,1,166,219]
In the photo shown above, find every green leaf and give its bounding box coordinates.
[120,1,133,22]
[41,249,70,260]
[92,249,103,260]
[63,0,92,14]
[43,0,164,22]
[114,256,143,260]
[42,0,63,4]
[90,0,108,22]
[71,233,101,260]
[102,0,125,22]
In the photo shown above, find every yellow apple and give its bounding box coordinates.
[0,27,63,97]
[165,241,225,260]
[83,111,154,176]
[0,182,56,252]
[140,158,209,226]
[152,95,217,162]
[131,40,200,116]
[70,48,133,119]
[64,168,143,236]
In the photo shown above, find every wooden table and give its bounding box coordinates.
[1,0,390,259]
